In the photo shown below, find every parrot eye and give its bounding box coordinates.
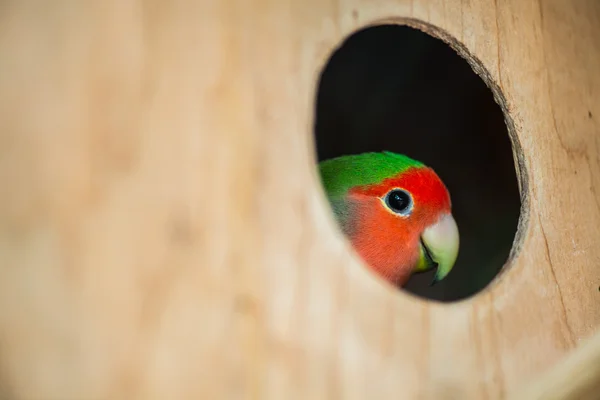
[384,189,413,216]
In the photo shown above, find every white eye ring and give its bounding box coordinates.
[382,188,413,217]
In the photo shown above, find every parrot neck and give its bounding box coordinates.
[341,196,421,286]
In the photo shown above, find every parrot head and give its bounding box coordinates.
[318,151,459,287]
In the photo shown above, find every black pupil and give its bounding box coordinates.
[387,190,410,212]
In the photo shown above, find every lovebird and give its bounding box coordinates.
[318,151,459,287]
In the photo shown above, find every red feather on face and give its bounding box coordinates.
[347,167,452,286]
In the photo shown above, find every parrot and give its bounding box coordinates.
[318,151,459,287]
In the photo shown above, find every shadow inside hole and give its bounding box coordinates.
[314,24,520,302]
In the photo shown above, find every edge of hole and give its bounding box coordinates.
[310,18,531,303]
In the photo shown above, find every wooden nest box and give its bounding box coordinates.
[0,1,599,399]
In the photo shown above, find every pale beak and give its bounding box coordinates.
[417,213,460,285]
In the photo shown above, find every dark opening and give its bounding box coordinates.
[314,24,521,302]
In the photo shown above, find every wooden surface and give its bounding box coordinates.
[0,0,599,399]
[509,328,600,400]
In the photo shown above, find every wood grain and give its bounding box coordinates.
[0,0,599,399]
[509,327,600,400]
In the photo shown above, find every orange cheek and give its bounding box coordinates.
[348,198,423,283]
[406,204,436,230]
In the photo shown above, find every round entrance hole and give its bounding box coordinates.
[314,24,522,302]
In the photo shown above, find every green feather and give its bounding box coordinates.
[318,151,425,233]
[318,151,425,198]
